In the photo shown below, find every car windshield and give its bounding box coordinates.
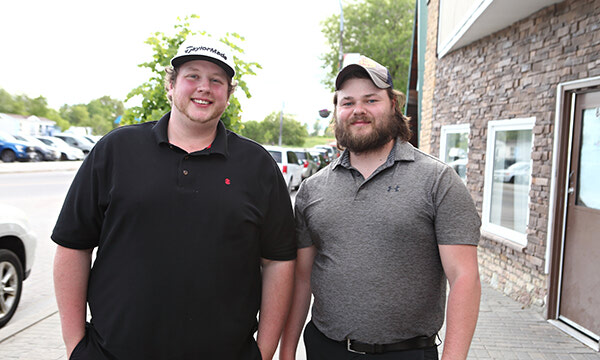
[268,150,282,163]
[17,135,46,147]
[0,131,17,142]
[295,152,307,160]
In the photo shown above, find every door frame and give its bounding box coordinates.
[547,76,600,351]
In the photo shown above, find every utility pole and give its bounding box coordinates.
[339,0,344,70]
[278,102,284,146]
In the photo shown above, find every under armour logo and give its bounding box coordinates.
[387,185,400,192]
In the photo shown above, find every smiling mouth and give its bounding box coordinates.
[192,99,211,105]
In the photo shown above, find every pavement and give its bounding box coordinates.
[1,282,598,359]
[1,160,599,359]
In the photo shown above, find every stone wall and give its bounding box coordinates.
[427,0,600,309]
[420,0,440,155]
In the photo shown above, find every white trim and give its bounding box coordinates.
[549,319,600,351]
[439,123,470,160]
[482,117,535,246]
[438,0,492,58]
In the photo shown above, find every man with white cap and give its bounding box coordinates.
[280,54,481,360]
[53,36,296,360]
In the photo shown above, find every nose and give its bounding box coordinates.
[352,104,366,116]
[195,78,210,93]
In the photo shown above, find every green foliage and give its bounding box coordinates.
[240,112,309,146]
[321,0,415,93]
[0,88,50,117]
[0,88,122,134]
[123,15,261,133]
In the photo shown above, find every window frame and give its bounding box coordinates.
[439,123,470,182]
[482,117,535,246]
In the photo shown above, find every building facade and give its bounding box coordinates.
[416,0,600,350]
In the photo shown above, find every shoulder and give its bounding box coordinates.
[225,131,276,162]
[95,122,157,147]
[403,144,454,178]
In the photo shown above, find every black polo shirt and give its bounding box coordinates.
[52,112,296,359]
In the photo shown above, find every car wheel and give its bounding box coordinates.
[1,150,17,163]
[34,151,44,162]
[60,153,69,161]
[0,249,24,328]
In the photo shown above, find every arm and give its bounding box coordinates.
[53,245,93,358]
[279,246,316,360]
[257,258,296,360]
[438,244,481,360]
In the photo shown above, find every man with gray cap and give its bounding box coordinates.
[53,35,296,360]
[280,54,481,360]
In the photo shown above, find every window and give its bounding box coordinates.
[482,118,535,245]
[440,124,470,182]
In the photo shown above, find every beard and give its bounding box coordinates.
[335,112,401,154]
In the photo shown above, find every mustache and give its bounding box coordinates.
[349,116,372,124]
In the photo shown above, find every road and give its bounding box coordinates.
[0,169,77,337]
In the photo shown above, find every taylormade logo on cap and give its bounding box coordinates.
[170,36,236,78]
[183,45,228,62]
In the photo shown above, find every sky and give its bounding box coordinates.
[0,0,342,130]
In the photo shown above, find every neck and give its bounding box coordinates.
[168,113,219,153]
[349,139,395,179]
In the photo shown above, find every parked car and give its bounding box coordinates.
[0,204,37,328]
[309,150,328,170]
[291,148,319,180]
[314,144,340,160]
[310,148,332,167]
[263,145,304,192]
[493,161,531,183]
[0,131,38,163]
[36,136,85,161]
[53,133,95,154]
[83,134,102,144]
[11,134,60,161]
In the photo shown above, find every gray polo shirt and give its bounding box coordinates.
[295,139,481,344]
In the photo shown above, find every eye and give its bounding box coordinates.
[341,101,353,107]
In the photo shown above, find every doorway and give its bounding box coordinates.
[549,83,600,351]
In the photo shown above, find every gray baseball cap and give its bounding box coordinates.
[170,36,236,78]
[335,54,393,90]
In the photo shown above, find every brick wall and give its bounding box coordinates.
[427,0,600,309]
[420,0,440,155]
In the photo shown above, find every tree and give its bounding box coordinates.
[239,120,265,143]
[240,112,308,146]
[124,15,261,133]
[321,0,414,94]
[86,96,124,134]
[60,104,90,127]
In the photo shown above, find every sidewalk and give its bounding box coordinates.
[0,282,598,359]
[0,160,82,174]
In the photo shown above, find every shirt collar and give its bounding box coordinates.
[333,137,415,171]
[152,112,229,157]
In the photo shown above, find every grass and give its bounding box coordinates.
[303,136,336,148]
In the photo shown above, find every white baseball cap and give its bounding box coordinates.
[170,36,236,78]
[335,54,393,90]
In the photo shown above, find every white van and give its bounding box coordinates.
[263,145,304,192]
